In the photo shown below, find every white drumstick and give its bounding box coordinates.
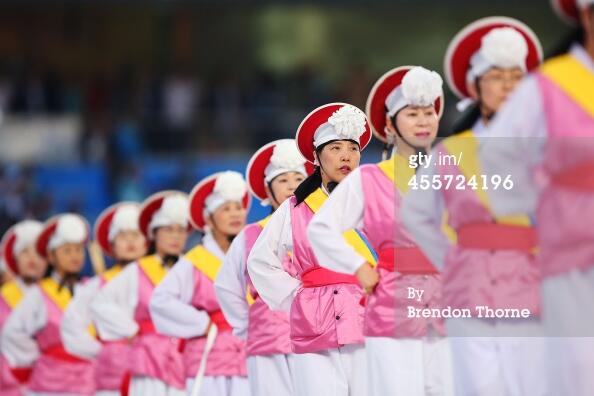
[190,324,218,396]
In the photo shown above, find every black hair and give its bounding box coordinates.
[451,103,482,135]
[293,139,359,205]
[450,76,500,135]
[43,264,53,278]
[293,166,323,206]
[548,26,584,59]
[162,255,179,267]
[147,240,156,255]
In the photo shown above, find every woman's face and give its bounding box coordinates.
[50,243,85,275]
[154,225,188,256]
[391,105,439,150]
[468,66,524,116]
[206,201,247,237]
[111,230,147,263]
[266,171,306,209]
[16,245,47,281]
[316,140,361,184]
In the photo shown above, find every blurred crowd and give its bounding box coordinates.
[0,63,373,156]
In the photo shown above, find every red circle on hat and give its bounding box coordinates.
[246,140,315,202]
[189,173,251,232]
[138,191,189,239]
[295,103,372,164]
[444,16,543,99]
[366,66,445,143]
[551,0,580,25]
[94,202,139,257]
[36,217,59,260]
[35,214,89,260]
[2,228,19,275]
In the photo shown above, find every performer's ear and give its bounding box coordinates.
[581,5,594,39]
[466,79,479,101]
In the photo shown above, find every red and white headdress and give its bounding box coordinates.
[139,191,190,240]
[36,214,90,259]
[94,202,141,256]
[444,17,543,110]
[366,66,445,143]
[189,171,251,232]
[1,220,44,274]
[246,139,313,205]
[296,103,372,164]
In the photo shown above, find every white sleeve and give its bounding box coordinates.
[307,168,367,274]
[149,259,210,339]
[90,265,139,341]
[401,163,451,270]
[247,200,301,312]
[61,278,102,359]
[214,230,249,340]
[481,75,547,216]
[0,287,45,367]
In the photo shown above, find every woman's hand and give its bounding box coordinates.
[355,262,379,295]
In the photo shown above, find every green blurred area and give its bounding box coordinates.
[0,1,565,80]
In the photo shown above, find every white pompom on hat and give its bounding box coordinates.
[313,105,368,148]
[466,27,529,83]
[94,202,142,256]
[246,139,313,205]
[296,103,372,164]
[148,194,190,236]
[189,172,251,232]
[264,140,308,183]
[444,17,543,110]
[13,221,44,256]
[1,220,44,274]
[35,214,90,259]
[108,204,141,242]
[204,171,247,215]
[48,214,89,251]
[385,67,444,117]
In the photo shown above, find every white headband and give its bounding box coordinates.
[466,27,528,83]
[13,220,43,256]
[108,204,141,242]
[148,194,189,238]
[385,67,443,117]
[264,140,308,183]
[203,171,247,217]
[313,105,367,148]
[578,0,594,9]
[48,214,88,251]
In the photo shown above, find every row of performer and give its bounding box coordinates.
[1,1,594,395]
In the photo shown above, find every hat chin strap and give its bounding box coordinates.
[382,128,397,161]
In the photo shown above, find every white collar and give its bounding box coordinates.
[14,277,35,292]
[202,232,226,261]
[472,119,488,136]
[50,271,62,284]
[570,44,594,73]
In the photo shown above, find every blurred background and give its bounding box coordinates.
[0,0,568,268]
